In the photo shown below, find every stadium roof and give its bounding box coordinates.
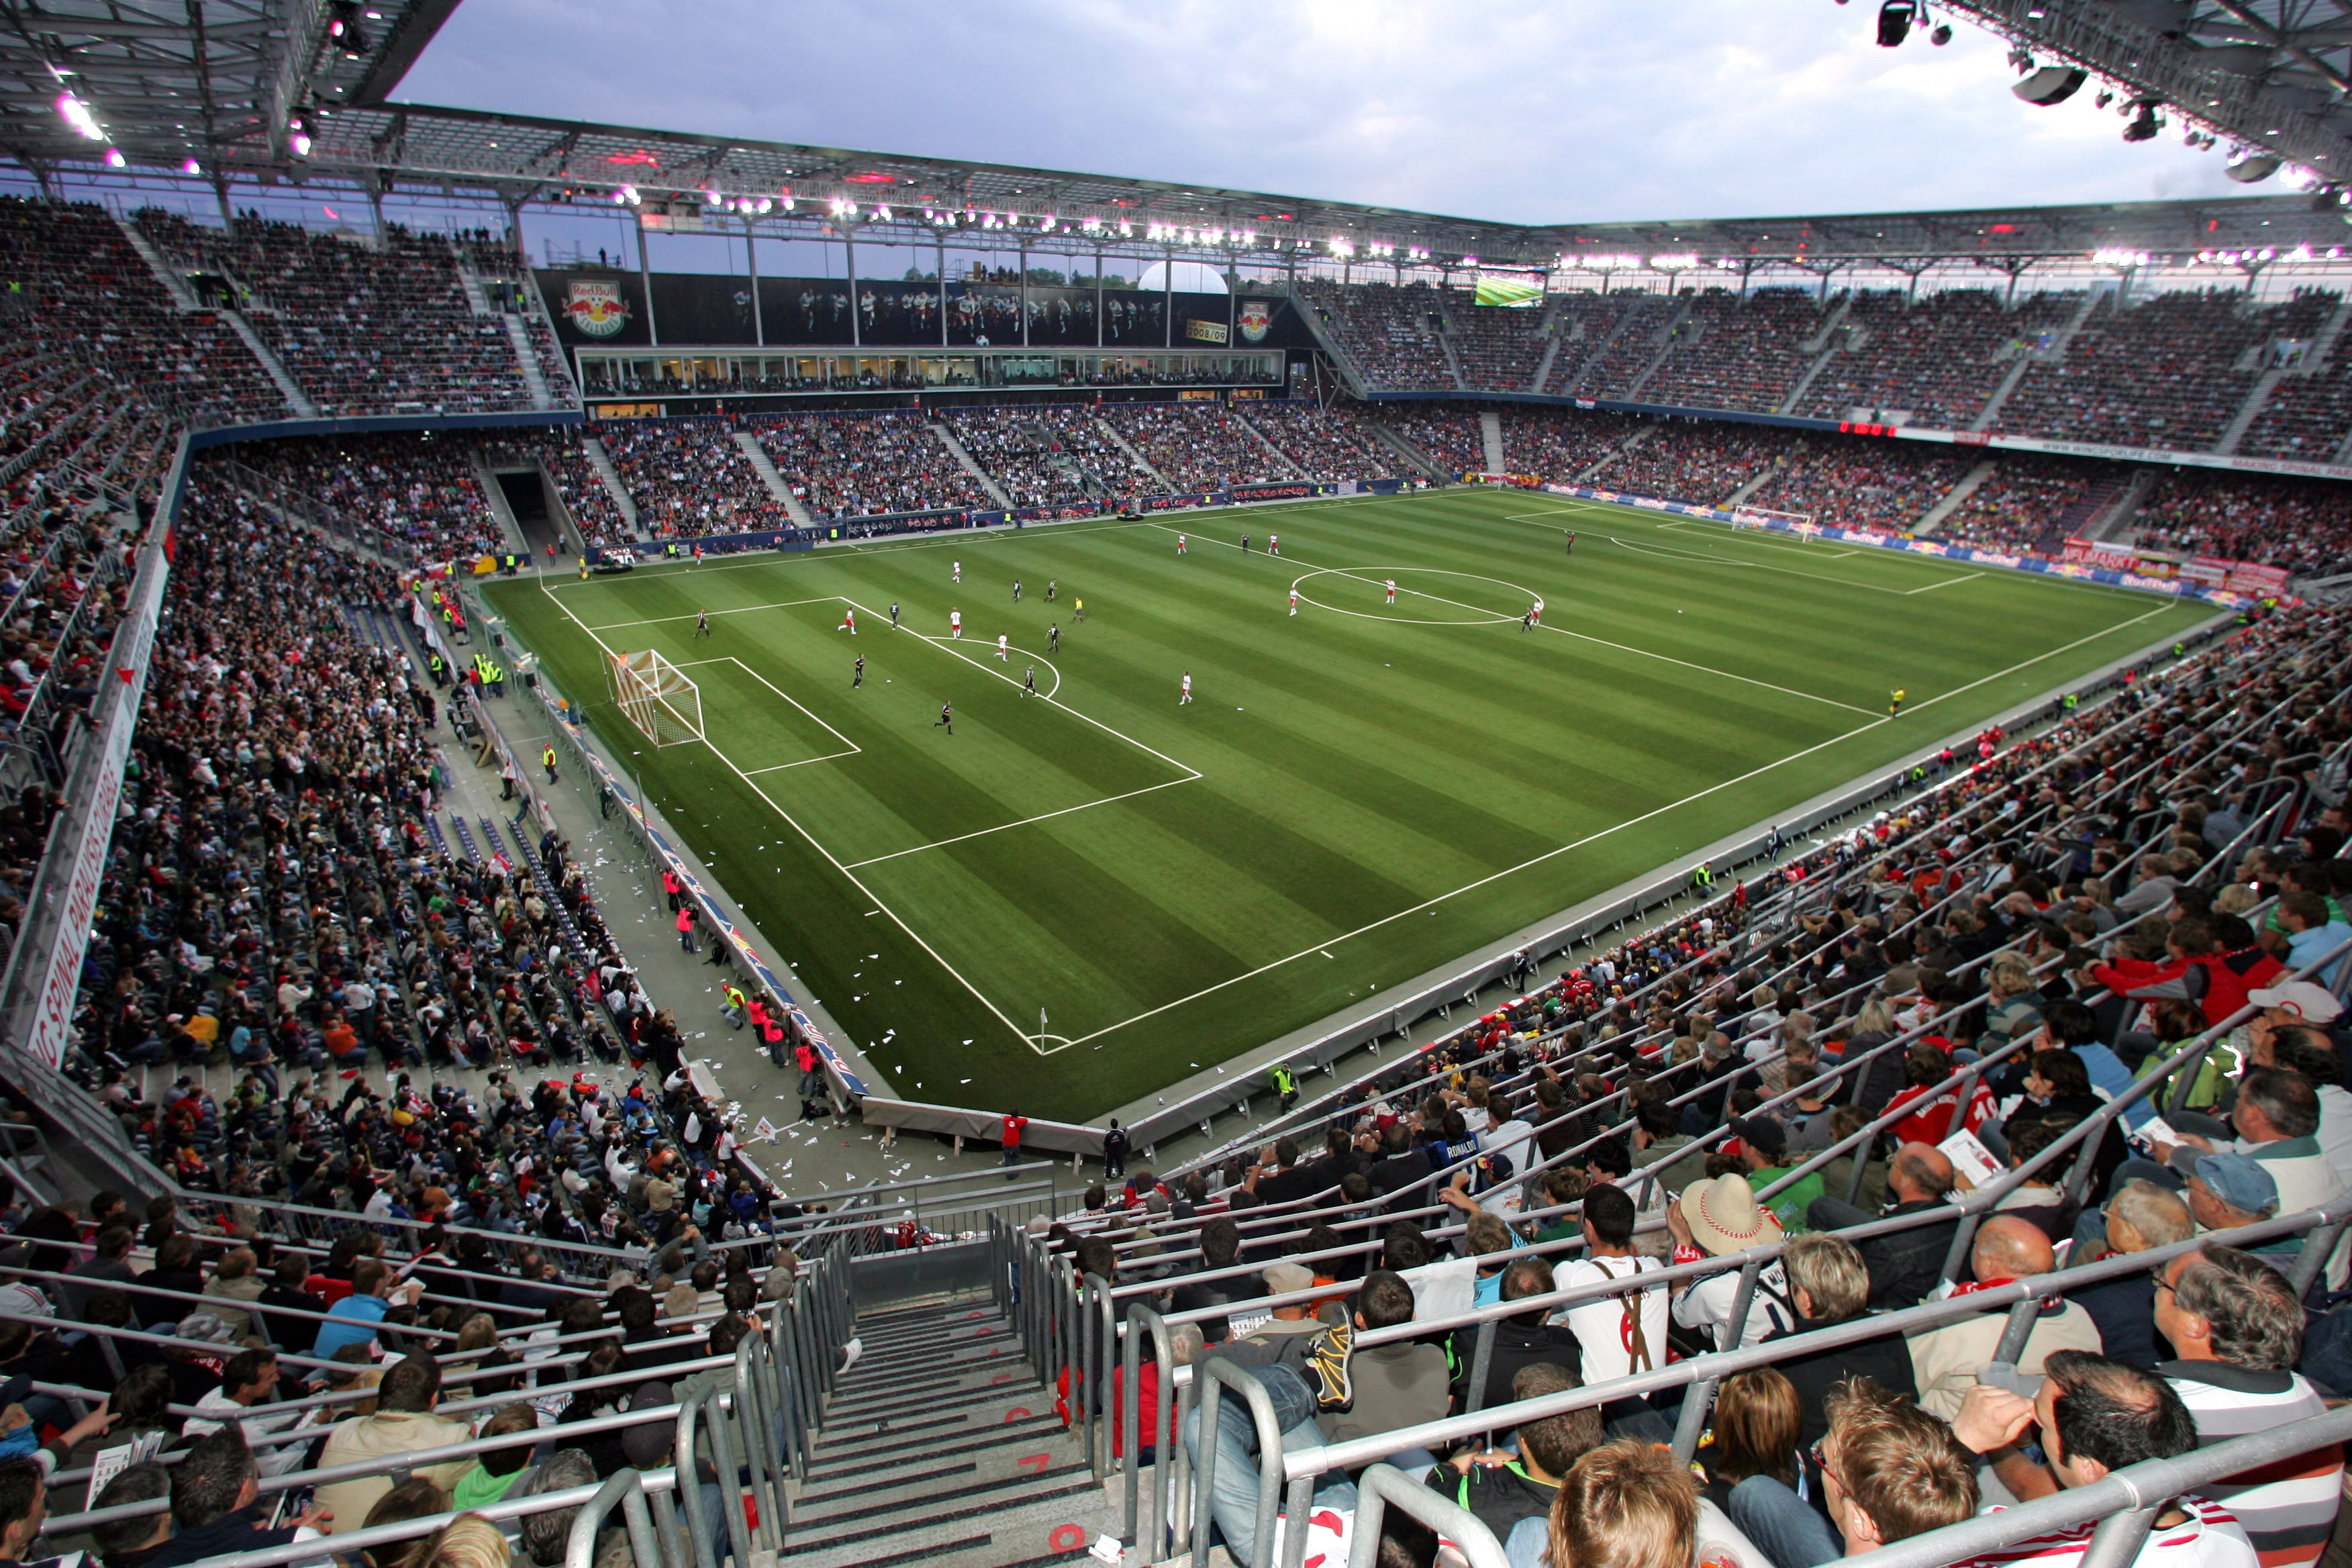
[2,0,2351,276]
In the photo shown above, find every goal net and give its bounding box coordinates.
[610,650,704,746]
[1730,505,1818,534]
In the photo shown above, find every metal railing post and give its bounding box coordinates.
[1343,1464,1510,1568]
[1192,1359,1287,1568]
[561,1469,659,1568]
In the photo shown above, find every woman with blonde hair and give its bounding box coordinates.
[1547,1440,1698,1568]
[415,1513,512,1568]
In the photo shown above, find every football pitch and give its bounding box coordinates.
[483,489,2216,1122]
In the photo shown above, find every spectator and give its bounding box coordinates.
[1949,1351,2258,1567]
[1906,1216,2103,1422]
[2069,1180,2195,1369]
[1766,1232,1919,1455]
[1432,1361,1600,1563]
[143,1427,327,1568]
[1810,1142,1960,1310]
[2154,1246,2341,1565]
[1544,1439,1699,1568]
[314,1354,476,1532]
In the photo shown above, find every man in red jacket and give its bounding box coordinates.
[2088,914,2286,1030]
[1001,1111,1030,1173]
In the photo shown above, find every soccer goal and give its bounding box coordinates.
[1730,505,1818,535]
[610,650,704,746]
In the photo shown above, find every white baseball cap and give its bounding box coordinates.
[2249,980,2345,1025]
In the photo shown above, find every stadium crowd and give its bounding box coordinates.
[1103,403,1297,490]
[2134,471,2352,580]
[944,406,1150,507]
[224,434,503,564]
[753,410,991,520]
[1242,403,1390,481]
[595,420,787,538]
[134,210,546,418]
[1642,289,1825,414]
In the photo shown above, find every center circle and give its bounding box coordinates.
[1289,567,1542,626]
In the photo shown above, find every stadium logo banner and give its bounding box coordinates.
[565,280,633,338]
[1238,300,1272,343]
[1230,481,1320,503]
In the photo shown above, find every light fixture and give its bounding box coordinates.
[1877,0,1917,46]
[1930,21,1952,44]
[2226,148,2284,183]
[182,157,201,175]
[2282,163,2324,191]
[2013,65,2088,105]
[56,92,105,140]
[103,148,125,168]
[2122,101,2161,142]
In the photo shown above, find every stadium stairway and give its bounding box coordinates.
[789,1293,1112,1568]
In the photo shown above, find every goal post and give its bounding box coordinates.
[1730,505,1818,535]
[610,650,705,746]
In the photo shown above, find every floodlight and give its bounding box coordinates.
[104,148,125,168]
[56,92,104,140]
[1930,22,1952,44]
[182,158,201,175]
[2012,66,2088,105]
[2226,148,2282,183]
[1877,0,1918,46]
[2283,164,2323,191]
[2122,102,2160,142]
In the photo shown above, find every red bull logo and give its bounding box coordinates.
[1238,299,1271,342]
[565,279,632,339]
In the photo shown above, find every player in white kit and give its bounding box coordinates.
[837,607,856,634]
[1179,671,1193,704]
[950,609,962,638]
[1176,534,1187,554]
[1531,597,1545,627]
[1288,588,1298,616]
[952,560,961,583]
[997,633,1009,661]
[1384,579,1397,605]
[1269,535,1279,556]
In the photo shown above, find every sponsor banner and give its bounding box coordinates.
[1015,501,1103,522]
[1183,317,1231,344]
[1140,491,1227,513]
[20,519,173,1068]
[1538,483,2256,608]
[1230,482,1320,503]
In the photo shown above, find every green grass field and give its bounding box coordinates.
[483,489,2216,1121]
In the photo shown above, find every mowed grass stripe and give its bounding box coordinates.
[488,489,2215,1116]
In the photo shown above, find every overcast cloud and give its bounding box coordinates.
[397,0,2245,226]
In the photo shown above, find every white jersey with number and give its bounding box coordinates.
[1181,676,1191,693]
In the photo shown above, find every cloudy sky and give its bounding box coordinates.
[397,0,2248,226]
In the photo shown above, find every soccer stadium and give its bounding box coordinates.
[13,3,2352,1567]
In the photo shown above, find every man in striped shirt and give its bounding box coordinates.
[2155,1245,2342,1567]
[1950,1351,2257,1568]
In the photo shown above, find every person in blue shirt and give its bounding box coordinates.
[311,1259,415,1359]
[2278,891,2352,977]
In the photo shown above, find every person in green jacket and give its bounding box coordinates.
[448,1402,541,1510]
[1730,1114,1822,1233]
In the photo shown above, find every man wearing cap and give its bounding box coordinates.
[2153,1068,2347,1288]
[1726,1116,1822,1234]
[2185,1152,2298,1261]
[1904,1216,2104,1422]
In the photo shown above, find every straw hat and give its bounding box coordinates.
[1677,1173,1784,1257]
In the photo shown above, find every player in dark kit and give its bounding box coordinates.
[1048,623,1059,652]
[934,702,952,733]
[852,655,865,688]
[1022,666,1037,696]
[889,602,900,629]
[1013,579,1022,602]
[694,609,711,638]
[1240,534,1251,552]
[1564,531,1577,555]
